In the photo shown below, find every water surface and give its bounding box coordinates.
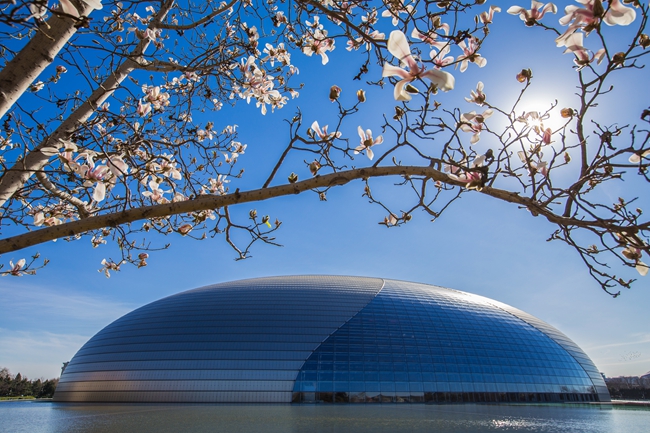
[1,401,649,433]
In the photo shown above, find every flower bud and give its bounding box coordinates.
[178,224,193,235]
[516,68,532,83]
[612,52,626,66]
[309,160,321,176]
[329,85,341,102]
[357,89,366,103]
[288,172,298,183]
[404,84,419,94]
[560,108,574,118]
[249,209,258,219]
[138,253,149,260]
[640,34,650,49]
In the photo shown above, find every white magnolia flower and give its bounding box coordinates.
[382,30,454,101]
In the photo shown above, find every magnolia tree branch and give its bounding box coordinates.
[0,164,641,255]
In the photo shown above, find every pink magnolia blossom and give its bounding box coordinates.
[76,155,111,202]
[431,45,454,69]
[206,175,229,195]
[142,180,169,204]
[382,30,454,101]
[562,32,606,68]
[137,100,152,117]
[311,121,341,140]
[556,0,636,47]
[444,154,487,189]
[107,155,129,177]
[381,0,414,26]
[5,259,26,276]
[410,24,450,46]
[143,85,170,110]
[465,81,486,106]
[507,1,557,26]
[147,153,182,180]
[356,126,383,160]
[480,5,501,24]
[456,37,487,73]
[382,214,398,226]
[459,109,493,144]
[518,151,549,177]
[99,258,121,278]
[346,30,385,52]
[302,29,335,65]
[622,245,648,276]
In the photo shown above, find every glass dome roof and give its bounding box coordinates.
[54,276,610,403]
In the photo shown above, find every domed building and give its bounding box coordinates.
[53,276,610,403]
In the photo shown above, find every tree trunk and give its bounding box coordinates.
[0,3,98,119]
[0,1,175,208]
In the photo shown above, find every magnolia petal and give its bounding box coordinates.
[382,63,410,80]
[604,0,636,26]
[473,154,486,167]
[93,182,106,202]
[506,6,526,16]
[394,79,413,101]
[357,125,365,140]
[541,2,557,16]
[421,69,455,92]
[59,0,80,16]
[387,30,415,66]
[33,212,44,227]
[366,147,374,160]
[319,52,329,65]
[86,0,104,10]
[637,261,649,277]
[517,151,527,163]
[629,150,650,163]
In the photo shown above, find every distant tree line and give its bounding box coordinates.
[0,367,58,398]
[606,376,650,401]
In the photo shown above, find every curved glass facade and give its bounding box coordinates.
[292,280,609,403]
[54,276,610,403]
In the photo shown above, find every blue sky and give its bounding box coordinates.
[1,2,649,380]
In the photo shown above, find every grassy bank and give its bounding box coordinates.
[0,396,36,401]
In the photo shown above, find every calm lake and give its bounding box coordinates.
[1,401,649,432]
